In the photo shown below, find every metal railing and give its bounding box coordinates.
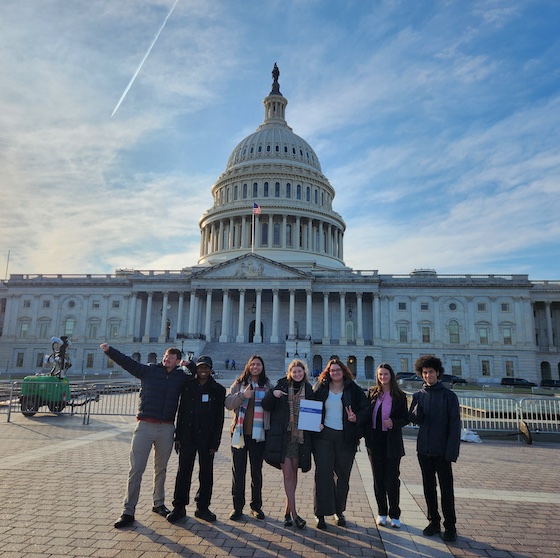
[2,380,559,434]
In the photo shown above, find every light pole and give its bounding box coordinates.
[176,333,188,356]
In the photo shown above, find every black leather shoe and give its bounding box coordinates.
[152,505,171,516]
[316,516,327,530]
[294,515,306,530]
[195,508,217,522]
[335,513,346,527]
[229,509,243,521]
[114,514,135,528]
[250,508,265,520]
[167,508,187,523]
[441,529,457,542]
[423,522,441,536]
[284,513,293,527]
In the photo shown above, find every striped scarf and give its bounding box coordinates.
[288,383,304,444]
[231,383,266,449]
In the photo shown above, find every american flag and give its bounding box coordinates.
[253,202,261,214]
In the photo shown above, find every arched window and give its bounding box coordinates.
[264,182,269,197]
[286,183,291,198]
[234,185,238,200]
[306,186,310,201]
[243,184,247,199]
[273,223,281,246]
[314,189,318,204]
[253,182,258,197]
[64,318,75,337]
[296,184,301,199]
[275,182,280,197]
[449,320,460,344]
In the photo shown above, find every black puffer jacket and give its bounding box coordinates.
[312,378,369,449]
[409,380,461,462]
[262,377,313,472]
[175,375,226,451]
[107,346,191,422]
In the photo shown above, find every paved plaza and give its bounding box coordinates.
[0,410,559,558]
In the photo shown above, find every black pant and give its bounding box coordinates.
[172,441,214,511]
[231,437,265,512]
[313,426,356,516]
[368,451,401,519]
[417,453,456,530]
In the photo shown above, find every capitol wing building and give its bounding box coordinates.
[1,66,559,383]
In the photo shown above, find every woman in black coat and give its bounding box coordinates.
[312,358,369,530]
[262,359,313,529]
[364,363,409,528]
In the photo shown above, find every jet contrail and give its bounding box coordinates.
[111,0,180,117]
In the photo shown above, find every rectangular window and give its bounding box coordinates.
[398,302,407,311]
[399,326,408,343]
[107,357,114,369]
[88,323,98,339]
[23,300,31,308]
[479,327,488,345]
[505,360,514,377]
[38,322,49,339]
[421,326,430,343]
[399,357,409,373]
[481,360,491,376]
[112,300,120,309]
[16,352,24,367]
[109,323,118,339]
[420,302,429,311]
[42,300,51,308]
[92,301,100,309]
[503,328,512,345]
[86,353,94,368]
[36,353,44,368]
[477,302,487,312]
[451,359,462,376]
[501,303,510,312]
[20,323,29,338]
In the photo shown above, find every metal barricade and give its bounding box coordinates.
[520,397,560,433]
[458,395,520,432]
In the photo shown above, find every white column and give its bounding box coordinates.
[142,292,153,342]
[229,218,234,249]
[237,289,246,342]
[546,301,555,350]
[339,292,347,345]
[159,292,169,342]
[306,289,312,338]
[295,217,301,250]
[205,290,212,341]
[176,292,184,334]
[357,292,364,345]
[254,289,262,343]
[219,289,230,342]
[289,289,296,337]
[127,293,137,339]
[188,291,196,334]
[271,289,279,343]
[282,215,287,248]
[373,294,381,342]
[323,292,329,344]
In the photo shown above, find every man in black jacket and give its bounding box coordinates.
[99,343,193,528]
[409,355,461,542]
[167,356,226,523]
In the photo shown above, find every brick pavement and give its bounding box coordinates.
[0,413,558,558]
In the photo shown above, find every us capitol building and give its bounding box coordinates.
[1,66,559,383]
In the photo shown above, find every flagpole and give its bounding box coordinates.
[251,212,255,253]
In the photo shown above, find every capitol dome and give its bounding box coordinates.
[198,64,347,270]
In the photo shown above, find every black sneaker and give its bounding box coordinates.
[250,508,265,520]
[114,514,135,528]
[229,509,243,521]
[423,522,441,536]
[167,508,187,523]
[195,509,217,522]
[441,529,457,542]
[152,505,171,517]
[335,513,346,527]
[316,516,327,530]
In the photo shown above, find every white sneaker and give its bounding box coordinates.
[376,515,387,526]
[390,518,401,528]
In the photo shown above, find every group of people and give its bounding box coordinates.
[100,343,460,542]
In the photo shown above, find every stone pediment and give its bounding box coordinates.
[191,254,310,280]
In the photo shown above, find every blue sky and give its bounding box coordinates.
[1,0,559,278]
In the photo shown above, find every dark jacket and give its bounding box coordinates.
[175,375,226,451]
[364,390,408,459]
[312,378,369,449]
[262,377,313,472]
[107,346,191,422]
[409,380,461,462]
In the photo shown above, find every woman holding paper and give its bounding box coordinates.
[225,355,272,521]
[312,358,369,530]
[263,359,313,529]
[364,363,408,529]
